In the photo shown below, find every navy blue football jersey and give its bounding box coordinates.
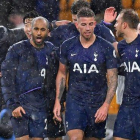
[118,34,140,107]
[60,36,117,107]
[1,40,55,111]
[50,23,116,48]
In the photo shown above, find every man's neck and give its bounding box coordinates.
[30,39,44,49]
[80,34,96,48]
[124,29,138,43]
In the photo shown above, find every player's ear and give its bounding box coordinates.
[123,22,127,29]
[94,21,97,27]
[75,22,79,30]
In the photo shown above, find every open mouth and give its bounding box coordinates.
[85,32,91,36]
[36,36,42,43]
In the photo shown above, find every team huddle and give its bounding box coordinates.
[0,0,140,140]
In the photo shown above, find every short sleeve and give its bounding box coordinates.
[105,43,117,69]
[100,25,116,43]
[59,42,68,65]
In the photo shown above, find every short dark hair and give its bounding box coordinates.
[77,7,95,19]
[120,9,139,29]
[71,0,90,15]
[23,11,39,23]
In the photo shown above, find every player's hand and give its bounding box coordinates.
[104,7,117,24]
[53,99,62,122]
[12,106,26,118]
[94,102,109,123]
[55,20,71,27]
[0,72,2,77]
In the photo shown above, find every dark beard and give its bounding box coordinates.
[118,32,124,38]
[32,37,44,48]
[82,34,91,41]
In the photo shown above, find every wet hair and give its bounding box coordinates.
[31,16,49,28]
[120,9,139,29]
[23,11,39,23]
[77,7,95,19]
[71,0,90,15]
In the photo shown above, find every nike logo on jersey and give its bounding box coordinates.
[71,54,77,56]
[121,53,125,56]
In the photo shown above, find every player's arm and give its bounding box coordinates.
[95,68,118,123]
[100,7,117,31]
[53,62,67,121]
[105,68,118,104]
[1,45,25,117]
[0,26,10,75]
[49,20,71,32]
[53,20,71,28]
[104,7,117,24]
[100,25,119,56]
[112,42,119,57]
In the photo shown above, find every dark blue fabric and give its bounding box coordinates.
[114,105,140,139]
[50,22,116,48]
[66,94,106,138]
[36,0,59,22]
[1,40,54,111]
[11,109,47,138]
[117,34,140,107]
[60,35,117,107]
[0,109,14,139]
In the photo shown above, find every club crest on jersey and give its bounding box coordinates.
[135,48,139,58]
[94,52,98,61]
[66,121,68,128]
[73,63,99,73]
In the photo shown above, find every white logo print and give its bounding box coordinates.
[44,119,47,130]
[59,124,63,132]
[94,52,98,61]
[66,121,68,128]
[71,53,77,56]
[121,53,125,56]
[124,61,140,72]
[135,48,139,57]
[73,63,99,73]
[46,56,48,65]
[41,68,46,79]
[113,50,116,58]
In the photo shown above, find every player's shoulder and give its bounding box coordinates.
[95,36,115,53]
[44,41,55,53]
[118,39,126,47]
[11,39,27,47]
[96,35,113,46]
[94,23,115,40]
[8,40,29,52]
[52,22,75,35]
[62,35,78,46]
[95,23,107,31]
[118,34,140,49]
[45,41,54,48]
[58,22,75,30]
